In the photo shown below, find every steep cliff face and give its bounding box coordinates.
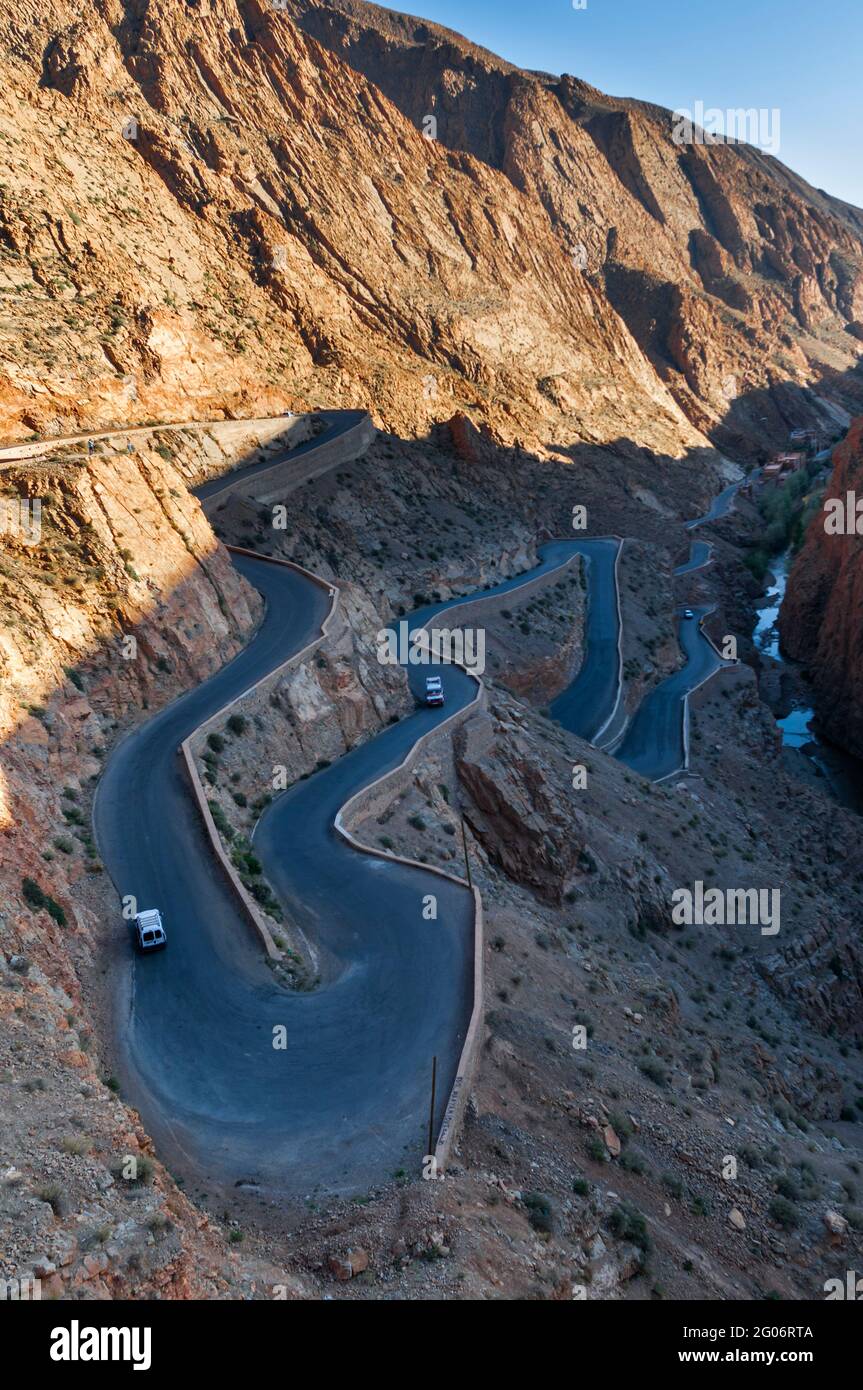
[286,0,863,453]
[0,439,261,989]
[0,437,272,1297]
[0,0,706,464]
[780,416,863,757]
[2,0,859,465]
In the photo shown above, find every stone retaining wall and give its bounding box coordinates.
[249,413,376,504]
[334,682,486,1174]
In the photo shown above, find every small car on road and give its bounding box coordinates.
[425,674,444,707]
[134,909,167,952]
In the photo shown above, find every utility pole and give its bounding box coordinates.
[461,815,473,890]
[427,1055,437,1160]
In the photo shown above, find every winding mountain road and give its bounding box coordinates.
[95,553,478,1197]
[685,473,742,529]
[94,425,740,1194]
[674,538,713,576]
[614,605,724,780]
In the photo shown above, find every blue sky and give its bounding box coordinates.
[400,0,862,208]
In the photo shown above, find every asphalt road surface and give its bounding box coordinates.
[614,606,723,780]
[412,538,623,741]
[92,536,623,1194]
[685,478,741,529]
[675,539,713,575]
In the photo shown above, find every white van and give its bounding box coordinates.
[134,909,167,952]
[425,675,444,707]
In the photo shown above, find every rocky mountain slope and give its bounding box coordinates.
[0,0,703,462]
[230,428,863,1299]
[0,435,273,1298]
[3,411,863,1302]
[285,0,863,455]
[1,0,861,462]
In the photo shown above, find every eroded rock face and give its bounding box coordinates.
[0,0,707,461]
[286,0,863,450]
[2,0,857,460]
[454,707,592,904]
[0,445,260,745]
[780,416,863,758]
[0,441,268,1298]
[757,917,863,1043]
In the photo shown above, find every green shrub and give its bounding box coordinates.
[250,881,275,908]
[35,1184,66,1217]
[662,1172,684,1199]
[639,1057,668,1087]
[46,898,66,927]
[111,1154,155,1187]
[207,800,234,842]
[586,1135,607,1163]
[775,1172,800,1201]
[22,877,66,926]
[768,1196,799,1230]
[607,1202,651,1253]
[60,1135,90,1156]
[743,549,769,582]
[232,845,262,877]
[522,1191,555,1234]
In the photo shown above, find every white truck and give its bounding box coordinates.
[134,909,167,952]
